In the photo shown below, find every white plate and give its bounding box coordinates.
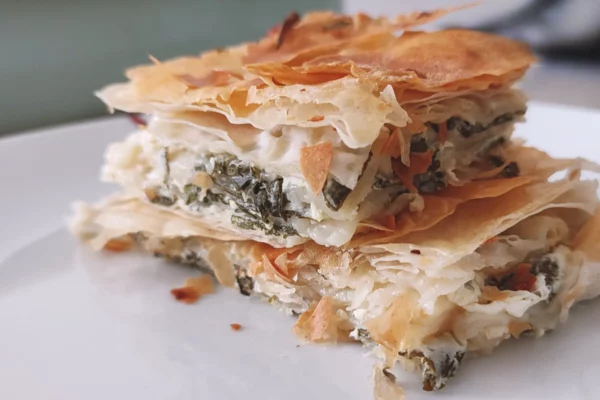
[1,103,599,400]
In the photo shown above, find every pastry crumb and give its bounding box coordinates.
[103,238,133,252]
[171,275,214,304]
[230,323,243,331]
[373,366,405,400]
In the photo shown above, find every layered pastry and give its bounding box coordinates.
[71,8,600,395]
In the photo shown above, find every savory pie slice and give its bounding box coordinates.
[71,8,600,395]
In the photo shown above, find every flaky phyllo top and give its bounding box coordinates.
[99,9,534,148]
[96,8,538,247]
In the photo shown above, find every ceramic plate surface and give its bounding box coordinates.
[1,103,599,400]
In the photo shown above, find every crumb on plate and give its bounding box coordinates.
[103,237,134,252]
[171,275,214,304]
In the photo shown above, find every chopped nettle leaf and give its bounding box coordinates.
[150,195,176,207]
[161,147,170,185]
[446,110,525,138]
[410,136,430,153]
[322,178,352,211]
[192,154,304,236]
[413,154,446,193]
[356,328,371,344]
[234,264,254,296]
[183,184,200,205]
[498,161,520,178]
[484,252,562,301]
[231,215,298,237]
[530,256,561,299]
[374,130,446,195]
[399,347,465,391]
[145,188,176,207]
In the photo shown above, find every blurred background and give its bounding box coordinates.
[1,0,599,136]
